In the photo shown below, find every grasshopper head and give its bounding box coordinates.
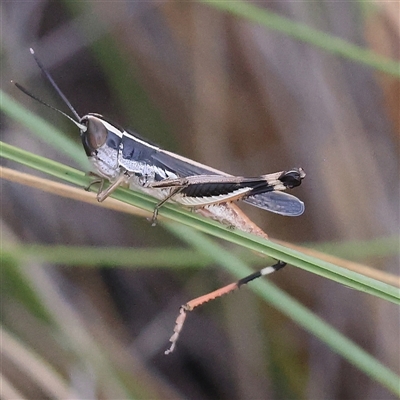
[79,114,123,180]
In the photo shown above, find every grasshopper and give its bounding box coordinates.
[15,49,305,354]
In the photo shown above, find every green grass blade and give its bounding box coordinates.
[166,222,400,397]
[0,90,87,168]
[3,244,212,269]
[0,250,54,323]
[2,238,398,270]
[1,141,399,306]
[307,236,400,260]
[1,326,78,399]
[201,1,400,77]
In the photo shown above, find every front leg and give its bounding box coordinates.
[85,170,129,202]
[96,172,129,202]
[84,172,105,193]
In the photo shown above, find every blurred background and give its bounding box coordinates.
[1,1,399,399]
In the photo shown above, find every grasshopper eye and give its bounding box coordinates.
[85,117,108,150]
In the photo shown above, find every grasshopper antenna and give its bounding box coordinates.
[13,81,86,131]
[12,48,87,132]
[29,48,82,122]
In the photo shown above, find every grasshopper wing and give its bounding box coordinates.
[152,150,224,178]
[244,191,305,216]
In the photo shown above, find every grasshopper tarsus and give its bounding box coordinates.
[149,209,159,226]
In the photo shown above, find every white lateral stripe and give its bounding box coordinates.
[99,119,123,137]
[97,118,159,150]
[122,130,159,150]
[176,187,251,206]
[260,266,277,276]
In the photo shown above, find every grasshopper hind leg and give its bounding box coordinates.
[165,260,286,354]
